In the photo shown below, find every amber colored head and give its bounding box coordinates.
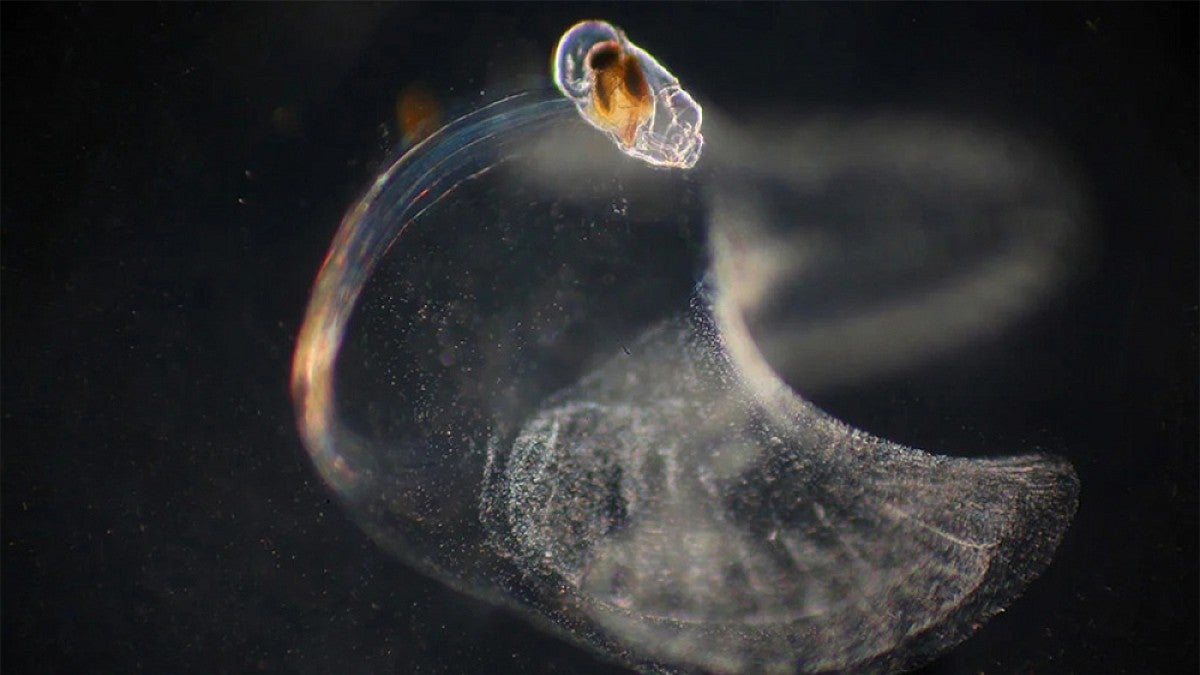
[585,40,654,148]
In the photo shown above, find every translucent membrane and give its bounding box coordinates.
[291,21,1081,675]
[553,20,704,169]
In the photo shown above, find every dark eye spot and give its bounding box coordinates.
[588,42,621,71]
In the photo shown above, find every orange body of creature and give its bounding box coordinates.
[586,40,654,148]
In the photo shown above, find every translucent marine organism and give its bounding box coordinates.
[292,19,1082,675]
[483,282,1079,674]
[554,20,704,169]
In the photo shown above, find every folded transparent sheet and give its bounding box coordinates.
[292,22,1081,674]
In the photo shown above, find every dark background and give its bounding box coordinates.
[3,3,1196,673]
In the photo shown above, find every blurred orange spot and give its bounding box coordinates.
[396,84,440,145]
[271,105,302,136]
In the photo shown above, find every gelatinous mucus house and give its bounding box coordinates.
[292,18,1082,675]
